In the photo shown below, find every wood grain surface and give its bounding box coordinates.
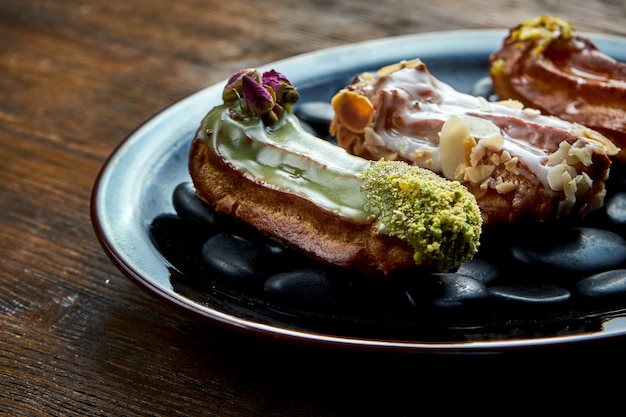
[2,0,626,415]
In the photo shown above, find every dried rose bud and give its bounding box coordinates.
[262,70,299,106]
[242,75,275,117]
[262,110,279,126]
[281,85,299,106]
[262,70,290,94]
[222,68,261,102]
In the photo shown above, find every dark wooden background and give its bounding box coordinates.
[2,1,626,415]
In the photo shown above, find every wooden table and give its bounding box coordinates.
[3,0,626,414]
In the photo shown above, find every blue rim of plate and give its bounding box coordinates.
[91,29,626,353]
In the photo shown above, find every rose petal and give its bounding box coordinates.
[242,75,274,116]
[223,68,261,102]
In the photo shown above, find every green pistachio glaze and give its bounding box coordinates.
[196,103,374,222]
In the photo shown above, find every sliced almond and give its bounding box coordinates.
[331,90,374,133]
[439,115,471,179]
[495,180,516,194]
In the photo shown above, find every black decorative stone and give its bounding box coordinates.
[470,76,492,96]
[172,182,217,228]
[428,273,489,308]
[149,214,211,275]
[455,257,501,285]
[489,285,571,303]
[471,76,497,101]
[606,192,626,226]
[260,238,290,259]
[201,234,264,281]
[575,269,626,298]
[264,269,333,304]
[510,227,626,276]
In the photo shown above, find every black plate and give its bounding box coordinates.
[91,29,626,353]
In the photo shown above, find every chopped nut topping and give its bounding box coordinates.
[467,136,481,167]
[522,107,541,117]
[364,127,385,147]
[413,149,432,160]
[547,140,592,167]
[480,133,505,151]
[504,156,519,174]
[412,149,434,168]
[572,126,620,155]
[569,143,593,166]
[439,115,507,186]
[575,172,593,197]
[360,72,375,82]
[547,162,577,199]
[377,59,422,77]
[563,173,577,202]
[463,165,495,183]
[495,99,524,110]
[495,177,516,194]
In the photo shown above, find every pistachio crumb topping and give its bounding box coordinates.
[361,160,482,271]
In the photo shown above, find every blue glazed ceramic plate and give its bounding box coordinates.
[91,29,626,353]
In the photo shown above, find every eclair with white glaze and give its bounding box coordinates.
[330,59,618,226]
